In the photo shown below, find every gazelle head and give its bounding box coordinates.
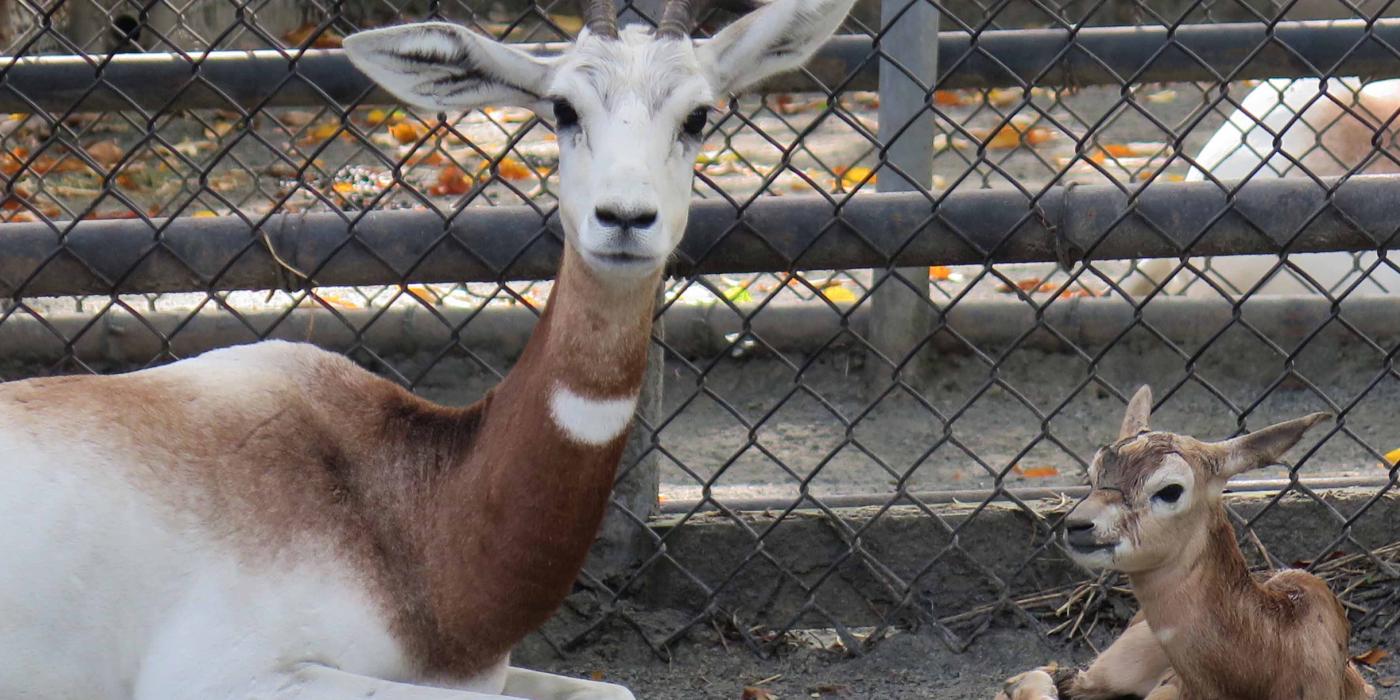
[1063,386,1331,573]
[344,0,855,282]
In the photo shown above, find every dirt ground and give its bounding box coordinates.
[517,624,1400,699]
[398,319,1398,505]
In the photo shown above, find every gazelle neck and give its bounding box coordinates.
[1127,507,1265,675]
[405,244,662,675]
[501,246,659,399]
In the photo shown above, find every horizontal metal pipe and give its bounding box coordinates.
[1,175,1398,297]
[3,19,1400,112]
[7,294,1397,366]
[658,476,1393,513]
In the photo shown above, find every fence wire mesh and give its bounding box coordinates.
[2,0,1399,662]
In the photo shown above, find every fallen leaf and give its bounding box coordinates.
[1102,142,1170,160]
[1060,287,1104,299]
[283,22,343,48]
[430,164,473,196]
[930,266,952,281]
[834,165,875,188]
[820,285,857,303]
[278,110,317,128]
[86,140,124,166]
[406,150,446,167]
[83,210,141,220]
[1354,648,1389,667]
[365,109,389,126]
[305,122,341,143]
[314,292,359,310]
[723,286,754,303]
[0,185,30,211]
[742,688,777,700]
[482,106,533,124]
[1383,448,1400,465]
[1014,464,1061,478]
[30,155,88,175]
[496,157,532,181]
[987,87,1024,107]
[1,147,27,175]
[1144,89,1177,104]
[192,210,218,218]
[933,90,975,106]
[205,121,237,138]
[390,122,421,145]
[332,181,355,194]
[405,285,438,304]
[972,120,1055,149]
[1378,676,1398,688]
[997,277,1046,293]
[589,671,606,682]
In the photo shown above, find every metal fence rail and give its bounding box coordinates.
[2,0,1400,661]
[13,18,1400,112]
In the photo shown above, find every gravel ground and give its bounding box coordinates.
[518,624,1400,699]
[401,320,1398,504]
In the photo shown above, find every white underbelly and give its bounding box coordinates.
[0,424,411,700]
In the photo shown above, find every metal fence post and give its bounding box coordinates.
[868,0,938,388]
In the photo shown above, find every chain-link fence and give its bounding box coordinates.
[2,0,1399,663]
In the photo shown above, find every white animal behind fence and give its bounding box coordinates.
[1130,77,1400,298]
[0,0,858,697]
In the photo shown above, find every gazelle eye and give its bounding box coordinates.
[553,99,579,128]
[1153,484,1184,504]
[682,107,708,137]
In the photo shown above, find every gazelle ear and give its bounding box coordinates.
[1214,412,1332,479]
[1118,385,1152,440]
[344,22,553,111]
[695,0,856,96]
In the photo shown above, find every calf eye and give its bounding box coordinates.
[1153,484,1184,504]
[682,107,708,137]
[553,99,579,128]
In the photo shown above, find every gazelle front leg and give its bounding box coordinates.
[997,618,1172,699]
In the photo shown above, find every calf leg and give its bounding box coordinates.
[996,619,1172,700]
[1065,619,1172,699]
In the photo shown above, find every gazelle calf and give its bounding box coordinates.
[998,387,1374,700]
[0,0,856,698]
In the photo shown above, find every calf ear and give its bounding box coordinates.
[1214,412,1332,479]
[1118,385,1153,440]
[695,0,856,96]
[344,22,553,111]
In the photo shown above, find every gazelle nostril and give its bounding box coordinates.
[595,207,657,230]
[595,207,622,227]
[1066,520,1094,533]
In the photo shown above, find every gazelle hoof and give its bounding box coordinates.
[998,667,1060,700]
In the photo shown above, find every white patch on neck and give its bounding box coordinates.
[548,385,638,446]
[1155,626,1176,644]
